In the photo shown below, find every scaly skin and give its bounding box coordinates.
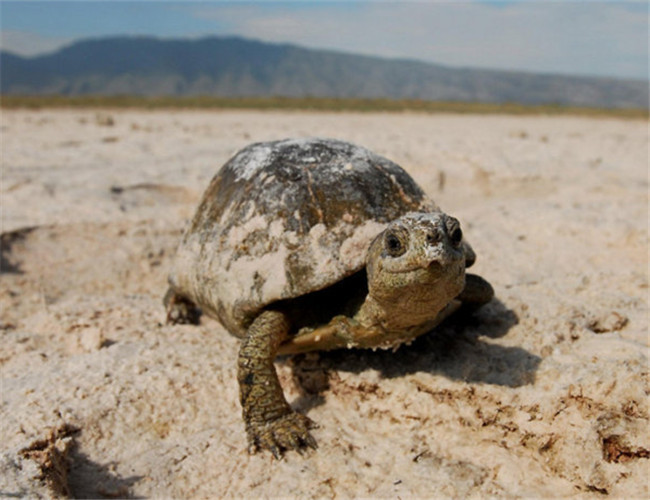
[237,310,317,458]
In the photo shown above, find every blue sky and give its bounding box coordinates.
[1,1,648,80]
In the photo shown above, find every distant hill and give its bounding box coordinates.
[1,36,647,109]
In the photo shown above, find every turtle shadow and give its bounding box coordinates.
[67,443,144,499]
[288,298,536,412]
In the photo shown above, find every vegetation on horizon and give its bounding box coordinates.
[1,95,647,119]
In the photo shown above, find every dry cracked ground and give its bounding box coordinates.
[1,109,648,498]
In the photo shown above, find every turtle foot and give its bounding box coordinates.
[246,411,318,459]
[458,273,494,310]
[164,288,201,325]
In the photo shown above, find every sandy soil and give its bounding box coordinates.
[1,109,648,498]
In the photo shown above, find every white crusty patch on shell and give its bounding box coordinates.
[170,223,291,335]
[305,223,340,282]
[269,218,285,239]
[321,143,375,176]
[235,137,378,181]
[228,246,289,309]
[231,144,274,181]
[168,236,201,294]
[226,213,267,248]
[223,214,292,309]
[339,219,387,270]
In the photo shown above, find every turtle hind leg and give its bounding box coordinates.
[164,287,202,325]
[238,309,318,458]
[458,273,494,311]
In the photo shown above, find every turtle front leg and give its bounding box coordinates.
[238,309,318,458]
[458,273,494,309]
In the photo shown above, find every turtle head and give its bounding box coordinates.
[365,212,466,329]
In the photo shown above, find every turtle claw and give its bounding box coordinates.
[269,444,282,460]
[163,289,201,325]
[246,412,317,458]
[303,432,318,450]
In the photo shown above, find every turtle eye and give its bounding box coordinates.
[384,231,406,257]
[446,218,463,247]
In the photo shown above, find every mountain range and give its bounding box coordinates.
[1,36,647,109]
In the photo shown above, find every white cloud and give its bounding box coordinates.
[188,1,648,79]
[0,30,73,57]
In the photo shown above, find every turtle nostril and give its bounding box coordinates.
[449,226,462,247]
[426,232,439,246]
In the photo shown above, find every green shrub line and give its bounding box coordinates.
[1,95,647,119]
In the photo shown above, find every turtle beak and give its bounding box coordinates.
[425,259,443,271]
[420,231,461,269]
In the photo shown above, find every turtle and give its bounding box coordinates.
[165,138,493,458]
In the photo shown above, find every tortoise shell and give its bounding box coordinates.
[169,138,438,336]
